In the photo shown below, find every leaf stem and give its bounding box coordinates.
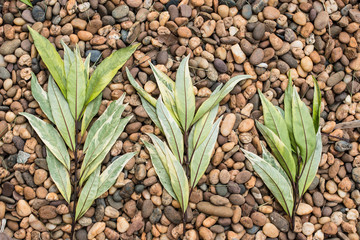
[71,120,79,240]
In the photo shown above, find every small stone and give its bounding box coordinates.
[253,23,265,40]
[322,222,337,235]
[220,113,236,136]
[88,222,106,239]
[293,12,306,25]
[314,11,329,30]
[197,202,233,217]
[34,169,48,185]
[17,200,31,217]
[38,205,57,219]
[17,151,30,164]
[263,223,279,238]
[32,6,46,22]
[302,222,315,236]
[263,6,280,20]
[296,203,313,215]
[164,206,182,224]
[29,214,47,232]
[335,141,352,152]
[112,5,129,19]
[269,212,289,232]
[231,44,246,64]
[117,217,129,233]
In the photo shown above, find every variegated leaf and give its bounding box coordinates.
[143,139,177,199]
[75,166,100,220]
[298,131,322,197]
[20,112,70,169]
[80,114,132,185]
[192,74,250,124]
[256,121,297,182]
[174,55,195,131]
[85,44,139,104]
[46,149,71,203]
[140,96,163,132]
[292,89,316,163]
[156,98,184,163]
[48,77,76,151]
[190,117,221,188]
[30,73,54,122]
[126,67,157,107]
[66,46,87,119]
[83,94,125,152]
[243,149,294,216]
[312,76,321,132]
[258,90,291,149]
[81,94,102,136]
[28,26,66,97]
[96,152,136,198]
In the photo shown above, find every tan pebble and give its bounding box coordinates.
[17,200,31,217]
[263,6,280,20]
[296,203,313,215]
[88,222,106,239]
[117,217,129,233]
[238,119,254,132]
[34,169,48,185]
[199,227,213,240]
[231,44,246,64]
[263,223,279,238]
[293,12,307,26]
[300,56,313,72]
[220,113,236,136]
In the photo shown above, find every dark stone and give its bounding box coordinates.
[32,6,46,22]
[335,141,353,152]
[149,208,162,224]
[76,229,88,240]
[164,206,182,224]
[269,212,289,232]
[4,154,17,169]
[2,182,14,197]
[215,184,228,196]
[85,50,102,62]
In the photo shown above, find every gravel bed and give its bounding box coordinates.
[0,0,360,239]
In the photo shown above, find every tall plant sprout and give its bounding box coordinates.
[21,26,139,239]
[128,55,250,233]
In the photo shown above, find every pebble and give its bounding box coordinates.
[197,202,233,217]
[262,223,279,238]
[296,203,313,215]
[17,200,31,217]
[88,222,106,239]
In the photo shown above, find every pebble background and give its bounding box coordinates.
[0,0,360,239]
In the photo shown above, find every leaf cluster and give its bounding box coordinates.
[242,75,322,218]
[128,55,250,213]
[21,27,138,221]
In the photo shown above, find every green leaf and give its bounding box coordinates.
[156,80,179,123]
[156,98,184,163]
[292,89,316,163]
[20,112,70,169]
[84,53,91,84]
[30,73,54,122]
[190,117,221,188]
[20,0,33,7]
[126,67,157,107]
[298,131,322,197]
[66,47,87,119]
[242,148,294,216]
[140,96,163,132]
[174,55,196,131]
[48,77,76,151]
[86,44,139,104]
[258,90,291,149]
[75,166,100,221]
[312,76,321,132]
[150,62,175,91]
[80,115,132,185]
[28,26,66,97]
[188,104,218,159]
[284,75,296,150]
[46,148,71,203]
[61,41,74,78]
[96,152,136,199]
[81,94,102,136]
[143,139,177,200]
[256,122,297,182]
[192,74,250,124]
[83,94,125,152]
[261,142,290,182]
[165,146,189,213]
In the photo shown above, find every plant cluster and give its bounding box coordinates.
[128,55,250,224]
[242,75,322,226]
[21,27,138,238]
